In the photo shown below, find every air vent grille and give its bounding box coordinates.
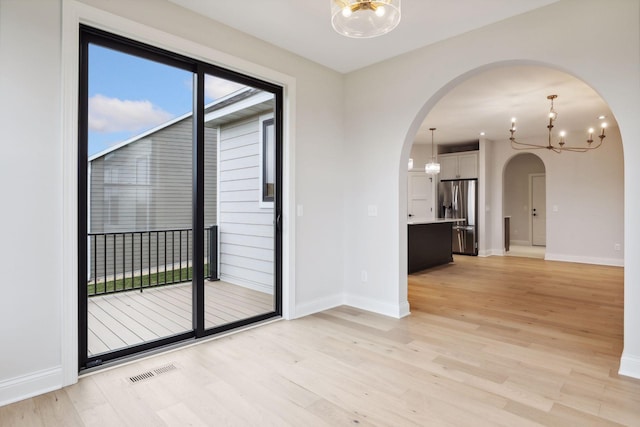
[128,363,177,384]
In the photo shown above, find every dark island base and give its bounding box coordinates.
[408,222,454,274]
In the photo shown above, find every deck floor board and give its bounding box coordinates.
[87,281,273,356]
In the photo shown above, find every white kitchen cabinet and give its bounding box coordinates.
[438,151,478,179]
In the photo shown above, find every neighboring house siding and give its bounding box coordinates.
[88,116,217,281]
[219,117,274,294]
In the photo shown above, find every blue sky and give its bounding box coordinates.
[88,44,245,156]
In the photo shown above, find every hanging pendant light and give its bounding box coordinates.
[331,0,401,38]
[509,94,607,153]
[425,127,440,175]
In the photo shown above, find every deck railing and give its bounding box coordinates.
[88,226,218,297]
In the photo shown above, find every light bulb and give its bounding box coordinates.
[342,6,352,17]
[375,6,386,17]
[560,131,566,137]
[601,122,607,129]
[588,128,594,134]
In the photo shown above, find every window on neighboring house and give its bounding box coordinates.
[261,116,275,203]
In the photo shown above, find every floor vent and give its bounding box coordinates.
[153,363,177,375]
[128,363,177,384]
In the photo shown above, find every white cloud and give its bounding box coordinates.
[204,75,246,100]
[88,94,174,133]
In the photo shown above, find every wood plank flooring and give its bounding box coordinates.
[88,281,274,356]
[2,255,639,426]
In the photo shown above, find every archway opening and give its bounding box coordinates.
[403,62,624,316]
[503,153,546,259]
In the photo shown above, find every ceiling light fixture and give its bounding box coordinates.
[331,0,401,38]
[509,94,606,153]
[425,127,440,174]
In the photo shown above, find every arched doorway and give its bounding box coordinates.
[404,64,622,265]
[503,153,546,259]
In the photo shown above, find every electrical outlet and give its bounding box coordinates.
[614,243,621,251]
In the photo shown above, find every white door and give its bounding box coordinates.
[531,174,546,246]
[408,172,434,221]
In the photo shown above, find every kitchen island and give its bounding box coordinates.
[408,219,464,273]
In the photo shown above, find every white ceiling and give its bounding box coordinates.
[416,65,616,146]
[167,0,615,147]
[168,0,559,73]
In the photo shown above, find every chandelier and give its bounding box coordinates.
[331,0,401,38]
[425,127,440,174]
[509,94,607,153]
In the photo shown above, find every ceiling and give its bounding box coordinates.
[168,0,559,73]
[415,65,616,146]
[167,0,615,147]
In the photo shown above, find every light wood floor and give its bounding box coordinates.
[2,256,639,426]
[88,281,274,356]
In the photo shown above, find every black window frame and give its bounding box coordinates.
[78,25,283,371]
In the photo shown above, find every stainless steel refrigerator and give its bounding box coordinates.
[438,179,478,255]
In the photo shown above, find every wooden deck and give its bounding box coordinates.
[88,281,274,356]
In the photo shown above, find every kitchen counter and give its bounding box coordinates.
[408,218,465,225]
[408,221,456,273]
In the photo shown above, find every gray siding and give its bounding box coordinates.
[218,116,275,294]
[88,116,216,281]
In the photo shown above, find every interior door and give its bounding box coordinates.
[531,174,546,246]
[408,172,434,221]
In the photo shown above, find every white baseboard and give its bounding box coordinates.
[619,352,640,379]
[544,253,624,267]
[0,366,62,407]
[294,293,411,320]
[478,248,503,257]
[344,294,410,319]
[293,294,344,319]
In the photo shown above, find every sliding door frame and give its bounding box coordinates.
[78,25,283,371]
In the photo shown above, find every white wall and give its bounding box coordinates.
[342,0,640,377]
[0,0,346,406]
[0,0,64,404]
[408,143,435,172]
[489,132,623,265]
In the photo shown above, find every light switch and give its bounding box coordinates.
[297,204,303,217]
[553,205,559,212]
[367,205,378,217]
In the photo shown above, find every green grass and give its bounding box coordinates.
[88,264,210,296]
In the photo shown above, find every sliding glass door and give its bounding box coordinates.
[78,26,282,370]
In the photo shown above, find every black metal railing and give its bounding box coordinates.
[87,225,218,297]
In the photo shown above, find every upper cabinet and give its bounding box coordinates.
[438,151,478,180]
